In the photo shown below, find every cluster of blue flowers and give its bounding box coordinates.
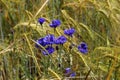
[37,17,88,54]
[36,17,88,77]
[35,34,67,55]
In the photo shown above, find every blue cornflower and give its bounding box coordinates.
[49,19,61,28]
[64,28,75,37]
[35,38,47,48]
[43,34,55,45]
[42,46,55,55]
[65,68,76,77]
[78,42,88,54]
[38,18,45,25]
[55,36,67,44]
[70,72,76,77]
[65,68,71,74]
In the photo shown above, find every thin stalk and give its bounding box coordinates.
[24,34,41,77]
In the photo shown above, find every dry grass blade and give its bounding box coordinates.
[48,68,61,80]
[24,33,41,77]
[79,23,94,40]
[106,52,118,80]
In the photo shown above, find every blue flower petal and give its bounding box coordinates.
[35,38,47,47]
[42,46,55,55]
[38,18,45,25]
[43,34,55,45]
[49,19,61,28]
[65,68,76,77]
[64,28,75,37]
[65,68,71,74]
[55,36,67,44]
[70,72,76,77]
[78,42,88,54]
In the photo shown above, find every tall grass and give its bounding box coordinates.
[0,0,120,80]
